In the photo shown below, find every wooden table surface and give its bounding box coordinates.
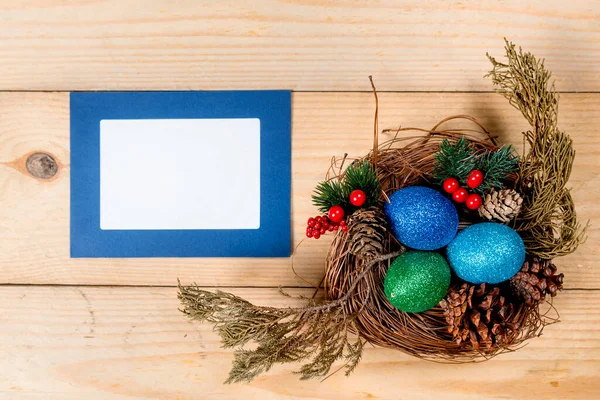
[1,1,599,399]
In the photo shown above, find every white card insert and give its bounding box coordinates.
[100,118,261,230]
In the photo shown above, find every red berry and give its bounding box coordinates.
[452,187,468,203]
[466,170,484,189]
[314,222,321,229]
[307,217,316,227]
[443,177,459,193]
[328,205,345,223]
[320,227,326,234]
[466,193,483,210]
[313,230,321,239]
[349,189,366,207]
[342,225,348,232]
[334,225,339,230]
[306,229,313,238]
[328,225,334,231]
[339,220,346,227]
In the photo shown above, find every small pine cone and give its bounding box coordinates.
[347,207,387,260]
[510,256,564,306]
[478,189,523,223]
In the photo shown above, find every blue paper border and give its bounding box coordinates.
[70,91,291,258]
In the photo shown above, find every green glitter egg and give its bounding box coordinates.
[384,251,451,313]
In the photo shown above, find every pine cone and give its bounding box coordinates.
[347,207,387,260]
[440,283,519,350]
[439,283,470,344]
[478,189,523,223]
[510,256,564,306]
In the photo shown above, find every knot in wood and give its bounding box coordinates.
[26,152,58,179]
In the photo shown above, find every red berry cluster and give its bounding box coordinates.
[306,216,348,239]
[306,189,365,239]
[443,169,483,210]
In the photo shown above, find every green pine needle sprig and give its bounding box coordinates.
[311,160,381,214]
[477,145,519,191]
[432,137,478,184]
[432,137,519,193]
[344,160,381,209]
[312,180,351,213]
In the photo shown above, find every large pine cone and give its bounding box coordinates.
[510,256,564,305]
[439,283,470,344]
[440,283,519,350]
[347,206,387,260]
[478,189,523,223]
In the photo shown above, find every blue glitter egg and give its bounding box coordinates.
[384,186,459,250]
[447,222,526,284]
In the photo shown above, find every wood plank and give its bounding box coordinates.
[0,286,598,399]
[0,1,599,91]
[0,92,597,288]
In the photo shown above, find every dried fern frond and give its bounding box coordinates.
[486,38,587,258]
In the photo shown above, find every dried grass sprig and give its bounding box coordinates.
[178,251,402,383]
[486,38,587,258]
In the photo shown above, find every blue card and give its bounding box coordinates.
[70,91,291,258]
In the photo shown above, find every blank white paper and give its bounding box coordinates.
[99,118,261,230]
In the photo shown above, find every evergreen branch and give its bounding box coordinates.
[432,137,478,184]
[433,137,519,192]
[312,160,380,214]
[311,180,351,213]
[344,160,381,208]
[476,145,519,192]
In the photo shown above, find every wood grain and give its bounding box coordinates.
[1,3,598,397]
[0,0,599,91]
[0,92,597,288]
[0,286,598,399]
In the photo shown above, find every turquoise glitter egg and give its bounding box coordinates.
[384,251,451,313]
[447,222,526,284]
[384,186,459,250]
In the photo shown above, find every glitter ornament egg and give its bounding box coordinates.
[384,186,459,250]
[447,222,526,284]
[384,251,451,313]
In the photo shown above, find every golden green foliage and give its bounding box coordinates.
[177,252,401,383]
[486,39,587,258]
